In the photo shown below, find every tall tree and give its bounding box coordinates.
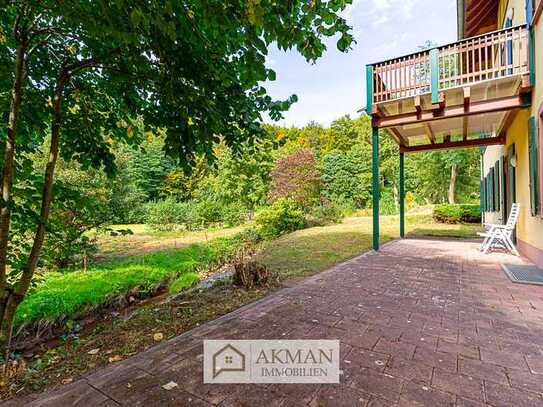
[0,0,354,358]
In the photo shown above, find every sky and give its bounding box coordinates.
[263,0,458,128]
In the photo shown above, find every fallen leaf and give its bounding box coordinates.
[87,348,100,355]
[61,378,73,385]
[108,355,122,363]
[153,332,164,342]
[162,381,178,390]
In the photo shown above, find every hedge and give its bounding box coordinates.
[432,204,481,224]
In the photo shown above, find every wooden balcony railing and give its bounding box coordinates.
[367,25,530,107]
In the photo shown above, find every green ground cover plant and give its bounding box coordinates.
[254,198,306,238]
[433,204,481,224]
[14,236,244,328]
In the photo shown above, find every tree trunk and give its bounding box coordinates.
[448,164,458,204]
[0,71,67,360]
[0,41,27,354]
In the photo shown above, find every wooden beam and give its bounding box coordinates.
[431,92,445,110]
[372,104,388,118]
[414,95,422,116]
[400,135,505,153]
[387,127,409,146]
[519,74,532,94]
[462,90,469,140]
[463,87,471,108]
[535,0,543,25]
[424,123,436,144]
[375,95,529,129]
[462,88,470,139]
[463,116,469,141]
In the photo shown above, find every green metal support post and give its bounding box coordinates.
[372,126,379,250]
[399,152,405,239]
[430,48,439,104]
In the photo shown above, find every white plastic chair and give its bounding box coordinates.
[478,203,520,256]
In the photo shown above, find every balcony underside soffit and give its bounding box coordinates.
[374,76,530,153]
[463,0,499,38]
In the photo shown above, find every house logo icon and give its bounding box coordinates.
[212,344,246,378]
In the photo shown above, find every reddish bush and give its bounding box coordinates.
[269,149,322,208]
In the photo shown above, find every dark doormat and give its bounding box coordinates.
[502,264,543,285]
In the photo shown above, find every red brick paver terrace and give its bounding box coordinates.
[5,239,543,406]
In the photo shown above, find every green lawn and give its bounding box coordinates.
[95,224,245,261]
[257,213,482,280]
[15,236,243,327]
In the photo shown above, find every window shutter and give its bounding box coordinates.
[485,174,490,212]
[487,175,491,211]
[500,156,507,221]
[528,116,540,216]
[480,179,486,212]
[490,168,495,212]
[494,161,500,212]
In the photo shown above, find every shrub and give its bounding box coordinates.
[269,149,322,208]
[254,198,306,238]
[306,201,343,227]
[320,147,371,208]
[379,188,399,216]
[236,226,264,244]
[232,261,276,288]
[433,204,481,224]
[194,198,223,227]
[221,202,247,227]
[145,198,186,231]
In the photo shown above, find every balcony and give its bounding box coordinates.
[366,25,532,152]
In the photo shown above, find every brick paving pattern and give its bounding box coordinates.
[6,239,543,406]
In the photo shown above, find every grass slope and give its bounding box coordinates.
[15,236,242,327]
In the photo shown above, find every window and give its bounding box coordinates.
[528,116,540,216]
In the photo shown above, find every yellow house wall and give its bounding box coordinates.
[504,111,542,250]
[498,0,508,26]
[522,11,543,257]
[481,0,543,264]
[498,0,526,26]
